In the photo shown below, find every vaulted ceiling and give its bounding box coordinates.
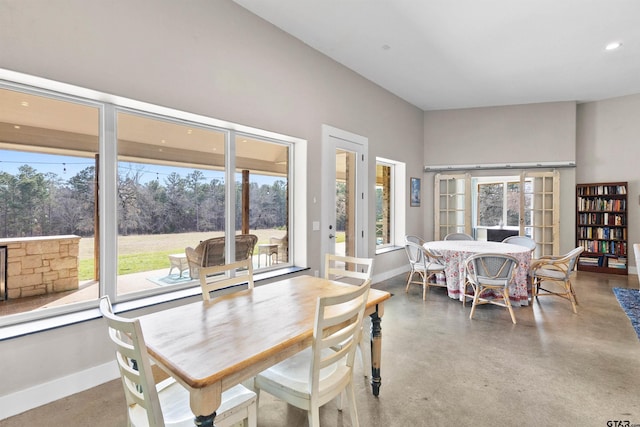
[233,0,640,111]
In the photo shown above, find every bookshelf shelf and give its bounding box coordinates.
[576,182,628,275]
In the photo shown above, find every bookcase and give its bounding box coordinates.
[576,182,628,275]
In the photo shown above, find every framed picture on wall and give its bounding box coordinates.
[410,177,421,207]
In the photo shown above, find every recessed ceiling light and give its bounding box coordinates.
[14,125,21,129]
[605,41,622,51]
[20,101,29,107]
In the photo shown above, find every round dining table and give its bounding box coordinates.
[423,240,533,306]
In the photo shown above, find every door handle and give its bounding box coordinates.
[329,234,335,239]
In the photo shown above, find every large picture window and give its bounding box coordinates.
[0,78,298,325]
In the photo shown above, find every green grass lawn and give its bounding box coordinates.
[79,249,186,280]
[78,230,343,281]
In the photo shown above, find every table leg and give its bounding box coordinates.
[195,412,216,427]
[369,310,382,396]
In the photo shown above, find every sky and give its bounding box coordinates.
[0,149,280,186]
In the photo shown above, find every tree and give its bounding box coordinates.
[186,170,206,232]
[13,165,50,236]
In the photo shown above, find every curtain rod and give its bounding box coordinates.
[424,160,576,172]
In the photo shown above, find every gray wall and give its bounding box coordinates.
[422,102,577,249]
[0,0,423,416]
[577,93,640,259]
[1,0,639,418]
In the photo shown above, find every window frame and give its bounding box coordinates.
[0,70,305,328]
[474,178,522,228]
[435,170,559,257]
[375,157,406,253]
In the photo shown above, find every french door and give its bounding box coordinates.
[321,125,368,272]
[435,170,559,256]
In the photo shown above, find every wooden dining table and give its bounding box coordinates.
[138,274,391,426]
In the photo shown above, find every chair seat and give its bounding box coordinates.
[129,378,256,427]
[255,348,348,405]
[414,262,446,273]
[472,277,509,287]
[531,268,565,280]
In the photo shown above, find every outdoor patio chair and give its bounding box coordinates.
[269,233,288,262]
[186,234,258,279]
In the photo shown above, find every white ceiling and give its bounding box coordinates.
[232,0,640,111]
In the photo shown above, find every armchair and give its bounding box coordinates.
[185,234,258,279]
[269,233,288,262]
[529,246,584,313]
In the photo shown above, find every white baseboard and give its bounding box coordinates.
[372,264,409,285]
[0,361,119,420]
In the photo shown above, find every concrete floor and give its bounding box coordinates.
[2,271,640,426]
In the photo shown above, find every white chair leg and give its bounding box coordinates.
[346,382,360,427]
[358,334,371,378]
[308,405,320,427]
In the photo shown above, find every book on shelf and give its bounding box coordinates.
[576,182,627,274]
[578,256,602,267]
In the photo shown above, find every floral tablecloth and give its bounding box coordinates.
[423,240,532,306]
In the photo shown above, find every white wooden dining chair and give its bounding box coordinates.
[464,253,519,324]
[199,258,254,301]
[98,296,257,427]
[324,253,373,285]
[404,241,446,300]
[254,281,371,427]
[324,253,373,377]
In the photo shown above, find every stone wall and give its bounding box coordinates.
[0,235,80,299]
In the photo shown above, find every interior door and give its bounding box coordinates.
[321,125,368,272]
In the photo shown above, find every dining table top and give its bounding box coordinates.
[138,274,391,393]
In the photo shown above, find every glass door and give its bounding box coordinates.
[321,125,368,272]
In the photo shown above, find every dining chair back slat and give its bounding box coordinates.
[199,258,254,301]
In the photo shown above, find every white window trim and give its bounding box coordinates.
[375,157,405,251]
[0,68,307,327]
